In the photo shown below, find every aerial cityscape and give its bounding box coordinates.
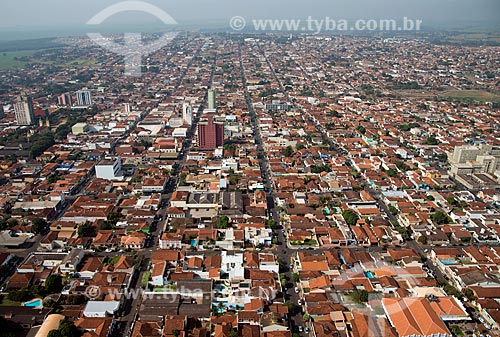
[0,1,499,337]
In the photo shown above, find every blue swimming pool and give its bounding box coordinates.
[24,299,42,307]
[441,261,457,265]
[191,239,197,247]
[215,285,227,292]
[364,271,374,279]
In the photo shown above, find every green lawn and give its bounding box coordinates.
[153,286,177,292]
[0,50,38,69]
[442,90,500,103]
[65,59,96,67]
[107,255,121,265]
[0,298,22,306]
[397,89,500,103]
[0,50,95,70]
[141,271,151,288]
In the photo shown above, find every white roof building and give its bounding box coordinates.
[83,300,120,317]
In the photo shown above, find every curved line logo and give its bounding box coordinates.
[86,1,178,76]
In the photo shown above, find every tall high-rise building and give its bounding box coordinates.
[14,94,35,126]
[182,102,192,126]
[208,89,216,110]
[198,116,224,149]
[123,103,131,113]
[76,90,92,106]
[57,93,72,106]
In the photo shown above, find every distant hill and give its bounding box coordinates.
[0,38,63,53]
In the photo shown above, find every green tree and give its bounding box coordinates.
[44,299,56,308]
[65,295,86,305]
[318,196,331,205]
[395,226,412,241]
[58,320,81,337]
[350,290,369,304]
[445,196,458,206]
[178,173,188,186]
[54,124,72,140]
[77,222,96,238]
[29,131,55,158]
[282,145,294,157]
[229,328,238,337]
[310,165,331,174]
[449,325,463,336]
[424,137,439,145]
[6,218,18,228]
[395,161,411,172]
[431,211,452,225]
[417,235,428,245]
[444,284,463,299]
[342,210,359,226]
[265,219,278,229]
[6,288,34,302]
[107,212,123,222]
[98,221,114,230]
[292,273,300,282]
[216,216,230,229]
[285,301,296,314]
[223,144,236,155]
[47,331,63,337]
[389,205,399,216]
[464,289,477,301]
[31,217,48,234]
[172,330,180,337]
[386,169,397,177]
[45,274,63,294]
[399,123,420,131]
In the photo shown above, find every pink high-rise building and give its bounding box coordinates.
[197,116,224,149]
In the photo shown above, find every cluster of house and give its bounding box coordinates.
[0,31,499,337]
[291,248,472,337]
[4,247,134,335]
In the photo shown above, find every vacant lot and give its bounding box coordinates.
[0,49,96,70]
[0,50,38,69]
[442,89,500,103]
[396,89,500,103]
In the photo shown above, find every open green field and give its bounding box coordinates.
[396,89,500,103]
[448,33,500,45]
[0,298,21,306]
[442,90,500,103]
[0,50,39,69]
[0,49,96,70]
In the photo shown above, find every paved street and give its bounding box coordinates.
[238,43,308,335]
[119,46,217,337]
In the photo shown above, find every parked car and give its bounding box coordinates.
[298,326,303,333]
[294,287,299,293]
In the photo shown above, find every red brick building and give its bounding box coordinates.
[197,116,224,149]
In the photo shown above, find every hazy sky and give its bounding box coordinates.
[0,0,499,33]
